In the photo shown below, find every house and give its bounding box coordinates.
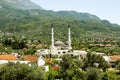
[0,55,30,65]
[36,49,50,55]
[72,50,87,60]
[23,55,46,66]
[103,56,110,63]
[52,64,59,70]
[106,44,112,47]
[0,60,9,65]
[109,55,120,67]
[23,55,38,62]
[23,55,48,67]
[0,54,47,68]
[37,56,45,66]
[45,58,52,63]
[92,52,105,56]
[0,60,31,65]
[43,65,49,72]
[36,43,45,48]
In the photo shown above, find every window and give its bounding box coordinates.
[63,51,66,54]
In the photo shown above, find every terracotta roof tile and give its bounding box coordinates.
[23,55,38,62]
[52,65,59,70]
[45,58,52,63]
[0,55,18,60]
[109,55,120,61]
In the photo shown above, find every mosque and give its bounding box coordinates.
[36,26,87,58]
[50,27,72,55]
[36,26,111,63]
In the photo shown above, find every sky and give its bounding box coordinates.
[31,0,120,24]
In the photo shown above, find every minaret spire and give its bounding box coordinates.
[68,25,72,49]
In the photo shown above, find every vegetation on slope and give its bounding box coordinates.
[0,0,120,54]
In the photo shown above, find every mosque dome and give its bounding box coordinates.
[54,41,65,46]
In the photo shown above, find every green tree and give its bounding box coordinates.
[59,54,86,80]
[0,62,46,80]
[116,63,120,74]
[86,67,102,80]
[81,52,109,71]
[116,59,120,74]
[47,68,59,80]
[102,71,120,80]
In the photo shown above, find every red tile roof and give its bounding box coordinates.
[0,55,18,60]
[52,65,59,70]
[24,55,51,63]
[109,55,120,62]
[45,58,52,63]
[23,55,38,62]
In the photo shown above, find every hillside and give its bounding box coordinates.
[0,0,120,46]
[0,0,43,10]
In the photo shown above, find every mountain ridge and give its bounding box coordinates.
[57,11,101,20]
[0,0,44,10]
[0,0,120,44]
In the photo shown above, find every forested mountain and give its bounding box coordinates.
[0,0,120,44]
[0,0,43,10]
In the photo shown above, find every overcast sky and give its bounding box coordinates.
[31,0,120,24]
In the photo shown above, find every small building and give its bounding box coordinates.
[73,50,87,56]
[44,65,49,72]
[92,52,105,56]
[52,64,59,70]
[106,44,112,47]
[109,55,120,67]
[23,55,38,63]
[103,56,110,63]
[36,49,50,55]
[23,55,45,66]
[0,55,31,65]
[37,56,45,66]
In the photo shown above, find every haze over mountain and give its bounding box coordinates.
[0,0,120,43]
[0,0,43,10]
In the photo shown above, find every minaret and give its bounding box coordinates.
[51,26,56,54]
[68,25,72,49]
[51,27,54,48]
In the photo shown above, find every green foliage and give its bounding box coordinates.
[12,40,26,49]
[86,67,102,80]
[23,48,36,55]
[2,38,27,49]
[116,59,120,74]
[47,68,59,80]
[59,54,86,80]
[0,62,46,80]
[0,0,43,10]
[102,71,120,80]
[116,63,120,74]
[0,4,120,45]
[81,52,109,71]
[0,5,120,52]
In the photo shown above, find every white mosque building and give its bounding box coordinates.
[50,27,72,55]
[36,26,87,57]
[36,26,111,63]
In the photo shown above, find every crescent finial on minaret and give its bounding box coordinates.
[68,25,70,28]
